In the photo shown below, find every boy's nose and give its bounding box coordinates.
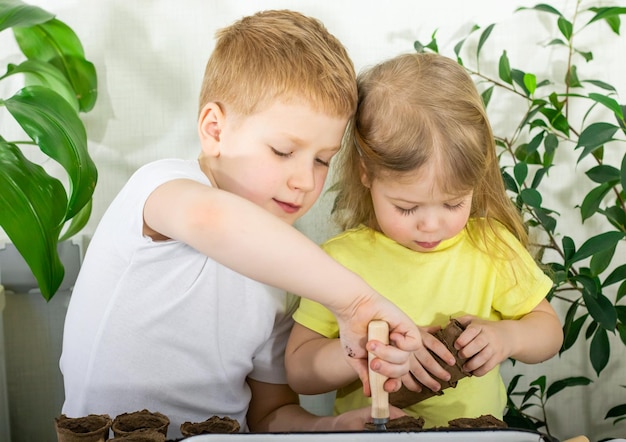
[288,162,316,192]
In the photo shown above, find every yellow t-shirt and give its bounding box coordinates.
[293,219,553,427]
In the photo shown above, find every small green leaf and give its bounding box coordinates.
[590,327,610,376]
[590,245,616,276]
[586,7,626,34]
[605,403,626,419]
[562,314,587,353]
[586,165,621,184]
[580,183,612,222]
[481,85,494,108]
[477,23,495,58]
[498,50,512,85]
[588,93,624,120]
[583,79,617,92]
[576,122,619,162]
[557,16,573,40]
[567,65,582,88]
[570,231,625,263]
[523,73,537,95]
[546,377,592,400]
[513,162,528,185]
[603,264,626,287]
[562,236,576,262]
[521,188,542,207]
[582,290,617,331]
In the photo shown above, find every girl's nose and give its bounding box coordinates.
[287,161,315,192]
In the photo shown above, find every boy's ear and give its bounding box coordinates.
[198,102,224,156]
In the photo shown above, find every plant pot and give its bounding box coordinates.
[112,410,169,438]
[55,414,112,442]
[180,416,240,436]
[106,428,166,441]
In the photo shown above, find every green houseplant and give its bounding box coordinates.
[0,0,98,300]
[414,2,625,439]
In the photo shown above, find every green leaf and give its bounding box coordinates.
[543,133,558,167]
[477,23,495,59]
[0,141,66,300]
[580,183,612,222]
[622,153,626,192]
[582,290,617,331]
[586,165,621,184]
[521,188,542,207]
[576,122,619,162]
[523,73,537,95]
[0,0,54,32]
[562,236,576,262]
[1,59,79,111]
[519,4,563,16]
[583,79,617,92]
[562,313,587,353]
[498,50,512,85]
[570,231,625,263]
[557,16,573,40]
[513,162,528,185]
[511,69,531,96]
[4,85,97,220]
[481,85,494,108]
[59,198,92,241]
[606,403,626,419]
[590,244,616,276]
[546,377,592,400]
[566,65,582,88]
[588,93,624,120]
[586,7,626,34]
[539,107,570,136]
[534,206,557,234]
[603,264,626,287]
[590,327,610,376]
[574,48,593,62]
[13,18,97,111]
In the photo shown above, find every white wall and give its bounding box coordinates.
[1,1,625,441]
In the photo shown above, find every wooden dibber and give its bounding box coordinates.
[368,320,390,431]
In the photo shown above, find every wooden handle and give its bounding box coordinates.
[368,320,389,421]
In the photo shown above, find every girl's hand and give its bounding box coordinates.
[453,315,511,376]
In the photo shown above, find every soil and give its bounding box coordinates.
[112,410,170,438]
[180,416,241,436]
[55,414,112,442]
[366,414,507,432]
[390,319,470,408]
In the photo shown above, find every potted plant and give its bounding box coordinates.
[0,0,98,301]
[414,2,625,439]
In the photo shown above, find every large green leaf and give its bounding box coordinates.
[13,18,97,111]
[1,59,79,111]
[4,85,97,220]
[546,376,592,400]
[0,140,66,300]
[0,0,53,32]
[582,290,617,331]
[590,326,610,376]
[576,122,619,163]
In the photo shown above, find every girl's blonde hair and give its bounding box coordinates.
[333,52,528,249]
[199,10,357,120]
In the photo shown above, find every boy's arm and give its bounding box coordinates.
[144,179,448,386]
[454,299,563,376]
[246,379,406,432]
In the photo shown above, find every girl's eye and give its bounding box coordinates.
[445,202,465,211]
[271,147,292,158]
[395,206,417,216]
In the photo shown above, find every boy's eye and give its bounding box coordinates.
[316,158,330,167]
[395,206,417,216]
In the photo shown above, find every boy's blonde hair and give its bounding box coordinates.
[333,52,528,248]
[199,10,357,119]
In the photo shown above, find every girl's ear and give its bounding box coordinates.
[359,159,371,188]
[198,102,225,157]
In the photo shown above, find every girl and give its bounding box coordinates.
[285,52,563,427]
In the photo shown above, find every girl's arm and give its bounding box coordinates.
[285,323,357,394]
[454,299,563,376]
[143,179,423,378]
[246,378,407,432]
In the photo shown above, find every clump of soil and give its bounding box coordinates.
[55,414,112,442]
[112,410,169,438]
[180,416,241,436]
[390,319,470,408]
[447,414,508,429]
[106,429,165,441]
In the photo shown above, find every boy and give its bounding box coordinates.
[60,10,427,437]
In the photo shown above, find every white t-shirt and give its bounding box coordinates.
[60,159,297,437]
